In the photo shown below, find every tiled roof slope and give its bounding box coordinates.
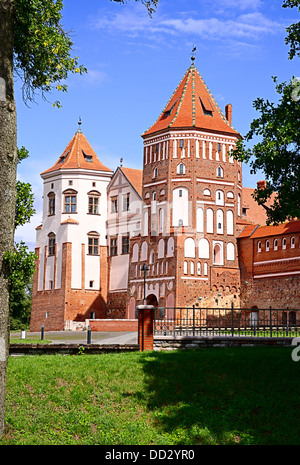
[121,167,143,197]
[251,220,300,239]
[143,63,240,137]
[41,130,112,175]
[238,220,300,239]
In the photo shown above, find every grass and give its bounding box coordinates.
[1,346,300,445]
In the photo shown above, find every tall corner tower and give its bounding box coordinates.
[129,57,243,309]
[30,124,113,331]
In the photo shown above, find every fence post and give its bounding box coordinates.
[269,306,272,337]
[192,305,195,336]
[87,325,91,344]
[231,303,234,337]
[137,305,155,351]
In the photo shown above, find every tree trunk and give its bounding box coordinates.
[0,0,17,439]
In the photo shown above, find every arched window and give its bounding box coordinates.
[88,190,101,215]
[132,243,139,262]
[48,232,56,256]
[217,166,224,177]
[197,262,201,275]
[266,240,270,252]
[183,261,188,274]
[196,207,204,232]
[143,211,148,236]
[167,237,174,257]
[88,231,100,255]
[213,243,223,265]
[204,262,208,276]
[203,188,211,196]
[159,208,164,233]
[199,238,210,259]
[217,209,224,234]
[184,238,195,258]
[226,210,234,235]
[274,239,278,251]
[257,241,261,253]
[206,208,213,233]
[141,241,148,261]
[48,192,55,216]
[63,188,77,213]
[190,262,195,275]
[227,242,235,261]
[172,187,189,226]
[177,163,186,175]
[282,238,286,250]
[153,167,158,178]
[291,237,295,248]
[158,239,165,259]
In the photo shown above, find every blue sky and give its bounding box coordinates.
[14,0,299,249]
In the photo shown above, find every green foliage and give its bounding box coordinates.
[13,0,87,106]
[234,77,300,225]
[4,242,36,330]
[283,0,300,59]
[15,181,36,229]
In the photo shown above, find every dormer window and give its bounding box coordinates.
[200,97,213,116]
[164,98,178,117]
[82,150,93,162]
[59,150,70,163]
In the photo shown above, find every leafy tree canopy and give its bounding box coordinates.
[234,0,300,225]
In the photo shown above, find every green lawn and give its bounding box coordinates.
[1,346,299,445]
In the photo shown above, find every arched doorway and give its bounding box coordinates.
[145,294,159,307]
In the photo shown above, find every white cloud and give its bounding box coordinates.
[91,4,283,43]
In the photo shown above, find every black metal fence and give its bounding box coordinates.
[153,306,300,338]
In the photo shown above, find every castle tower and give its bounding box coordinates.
[128,59,243,310]
[30,125,113,331]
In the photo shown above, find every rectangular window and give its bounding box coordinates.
[88,196,99,214]
[65,195,76,213]
[110,237,118,256]
[48,235,56,256]
[122,235,130,254]
[88,236,99,255]
[111,196,118,213]
[48,195,55,215]
[123,193,130,212]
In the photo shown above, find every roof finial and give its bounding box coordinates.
[191,45,196,66]
[77,116,82,133]
[120,157,123,167]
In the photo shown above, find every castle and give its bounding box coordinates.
[30,60,300,331]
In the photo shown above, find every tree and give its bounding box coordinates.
[0,0,157,439]
[5,147,37,330]
[233,0,300,225]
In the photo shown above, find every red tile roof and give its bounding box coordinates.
[143,63,240,137]
[250,220,300,239]
[41,130,112,175]
[121,167,143,197]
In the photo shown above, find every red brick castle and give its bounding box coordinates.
[30,59,300,331]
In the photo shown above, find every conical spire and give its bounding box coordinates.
[143,63,239,137]
[41,128,112,175]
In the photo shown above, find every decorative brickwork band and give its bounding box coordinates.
[137,305,155,351]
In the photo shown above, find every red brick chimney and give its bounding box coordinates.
[225,104,232,126]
